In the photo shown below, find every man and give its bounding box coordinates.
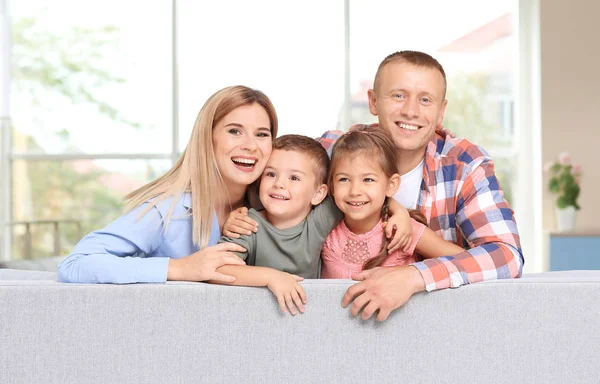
[319,50,523,321]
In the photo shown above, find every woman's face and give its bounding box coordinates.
[212,103,273,190]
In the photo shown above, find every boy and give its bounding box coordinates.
[216,134,342,315]
[215,134,410,315]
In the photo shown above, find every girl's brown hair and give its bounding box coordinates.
[125,86,278,248]
[328,127,427,270]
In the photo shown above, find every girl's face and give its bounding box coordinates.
[331,153,400,234]
[212,103,273,190]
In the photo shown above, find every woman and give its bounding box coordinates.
[58,86,278,284]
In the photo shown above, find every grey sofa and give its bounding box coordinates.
[0,256,65,271]
[1,269,599,384]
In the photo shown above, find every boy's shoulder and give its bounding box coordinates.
[248,208,269,225]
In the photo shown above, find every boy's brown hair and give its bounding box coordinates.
[272,134,330,186]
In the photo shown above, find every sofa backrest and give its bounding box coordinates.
[1,270,599,384]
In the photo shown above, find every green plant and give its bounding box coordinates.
[544,152,582,210]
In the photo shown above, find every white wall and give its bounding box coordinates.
[540,0,600,232]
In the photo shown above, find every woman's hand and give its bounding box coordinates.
[267,272,307,315]
[167,242,247,282]
[222,207,259,238]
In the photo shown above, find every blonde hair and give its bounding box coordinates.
[124,85,278,248]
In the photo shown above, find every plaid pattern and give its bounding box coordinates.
[318,124,523,292]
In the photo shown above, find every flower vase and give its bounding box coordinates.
[555,206,576,232]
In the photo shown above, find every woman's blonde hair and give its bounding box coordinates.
[124,85,278,248]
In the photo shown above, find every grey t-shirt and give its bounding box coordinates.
[218,198,343,278]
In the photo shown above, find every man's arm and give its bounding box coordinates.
[416,227,464,259]
[412,156,523,291]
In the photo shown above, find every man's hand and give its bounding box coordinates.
[222,207,258,238]
[341,266,426,321]
[267,271,307,315]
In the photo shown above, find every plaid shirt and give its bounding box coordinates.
[318,124,523,291]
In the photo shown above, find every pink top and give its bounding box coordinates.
[321,219,426,279]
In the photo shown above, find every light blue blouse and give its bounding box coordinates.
[57,194,220,284]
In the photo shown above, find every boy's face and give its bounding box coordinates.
[259,149,326,228]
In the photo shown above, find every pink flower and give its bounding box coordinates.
[558,152,571,165]
[543,162,554,172]
[571,164,582,175]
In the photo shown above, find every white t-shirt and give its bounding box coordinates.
[393,159,424,209]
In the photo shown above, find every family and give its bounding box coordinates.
[58,50,524,321]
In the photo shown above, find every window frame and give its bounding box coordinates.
[0,0,541,270]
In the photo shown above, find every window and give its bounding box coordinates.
[176,0,345,144]
[349,0,518,204]
[4,0,173,259]
[1,0,527,261]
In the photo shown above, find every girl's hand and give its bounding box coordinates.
[222,207,258,238]
[267,272,307,315]
[385,207,413,254]
[167,243,246,282]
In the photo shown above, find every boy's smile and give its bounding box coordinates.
[259,149,326,230]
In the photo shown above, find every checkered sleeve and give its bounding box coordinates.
[316,130,344,157]
[413,156,524,291]
[316,124,376,156]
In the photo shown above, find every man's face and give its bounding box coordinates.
[368,61,448,153]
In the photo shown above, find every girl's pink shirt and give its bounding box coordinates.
[321,218,426,279]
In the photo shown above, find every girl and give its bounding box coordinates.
[58,85,278,284]
[321,127,463,279]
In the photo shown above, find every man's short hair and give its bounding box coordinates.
[272,134,329,185]
[373,50,447,99]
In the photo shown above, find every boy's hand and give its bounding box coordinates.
[222,207,259,238]
[267,272,307,315]
[384,206,413,254]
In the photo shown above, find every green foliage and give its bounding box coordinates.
[444,72,514,205]
[10,18,139,258]
[545,156,581,210]
[12,17,139,128]
[444,73,503,150]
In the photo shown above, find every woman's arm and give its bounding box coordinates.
[58,199,245,284]
[415,227,464,259]
[57,203,170,284]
